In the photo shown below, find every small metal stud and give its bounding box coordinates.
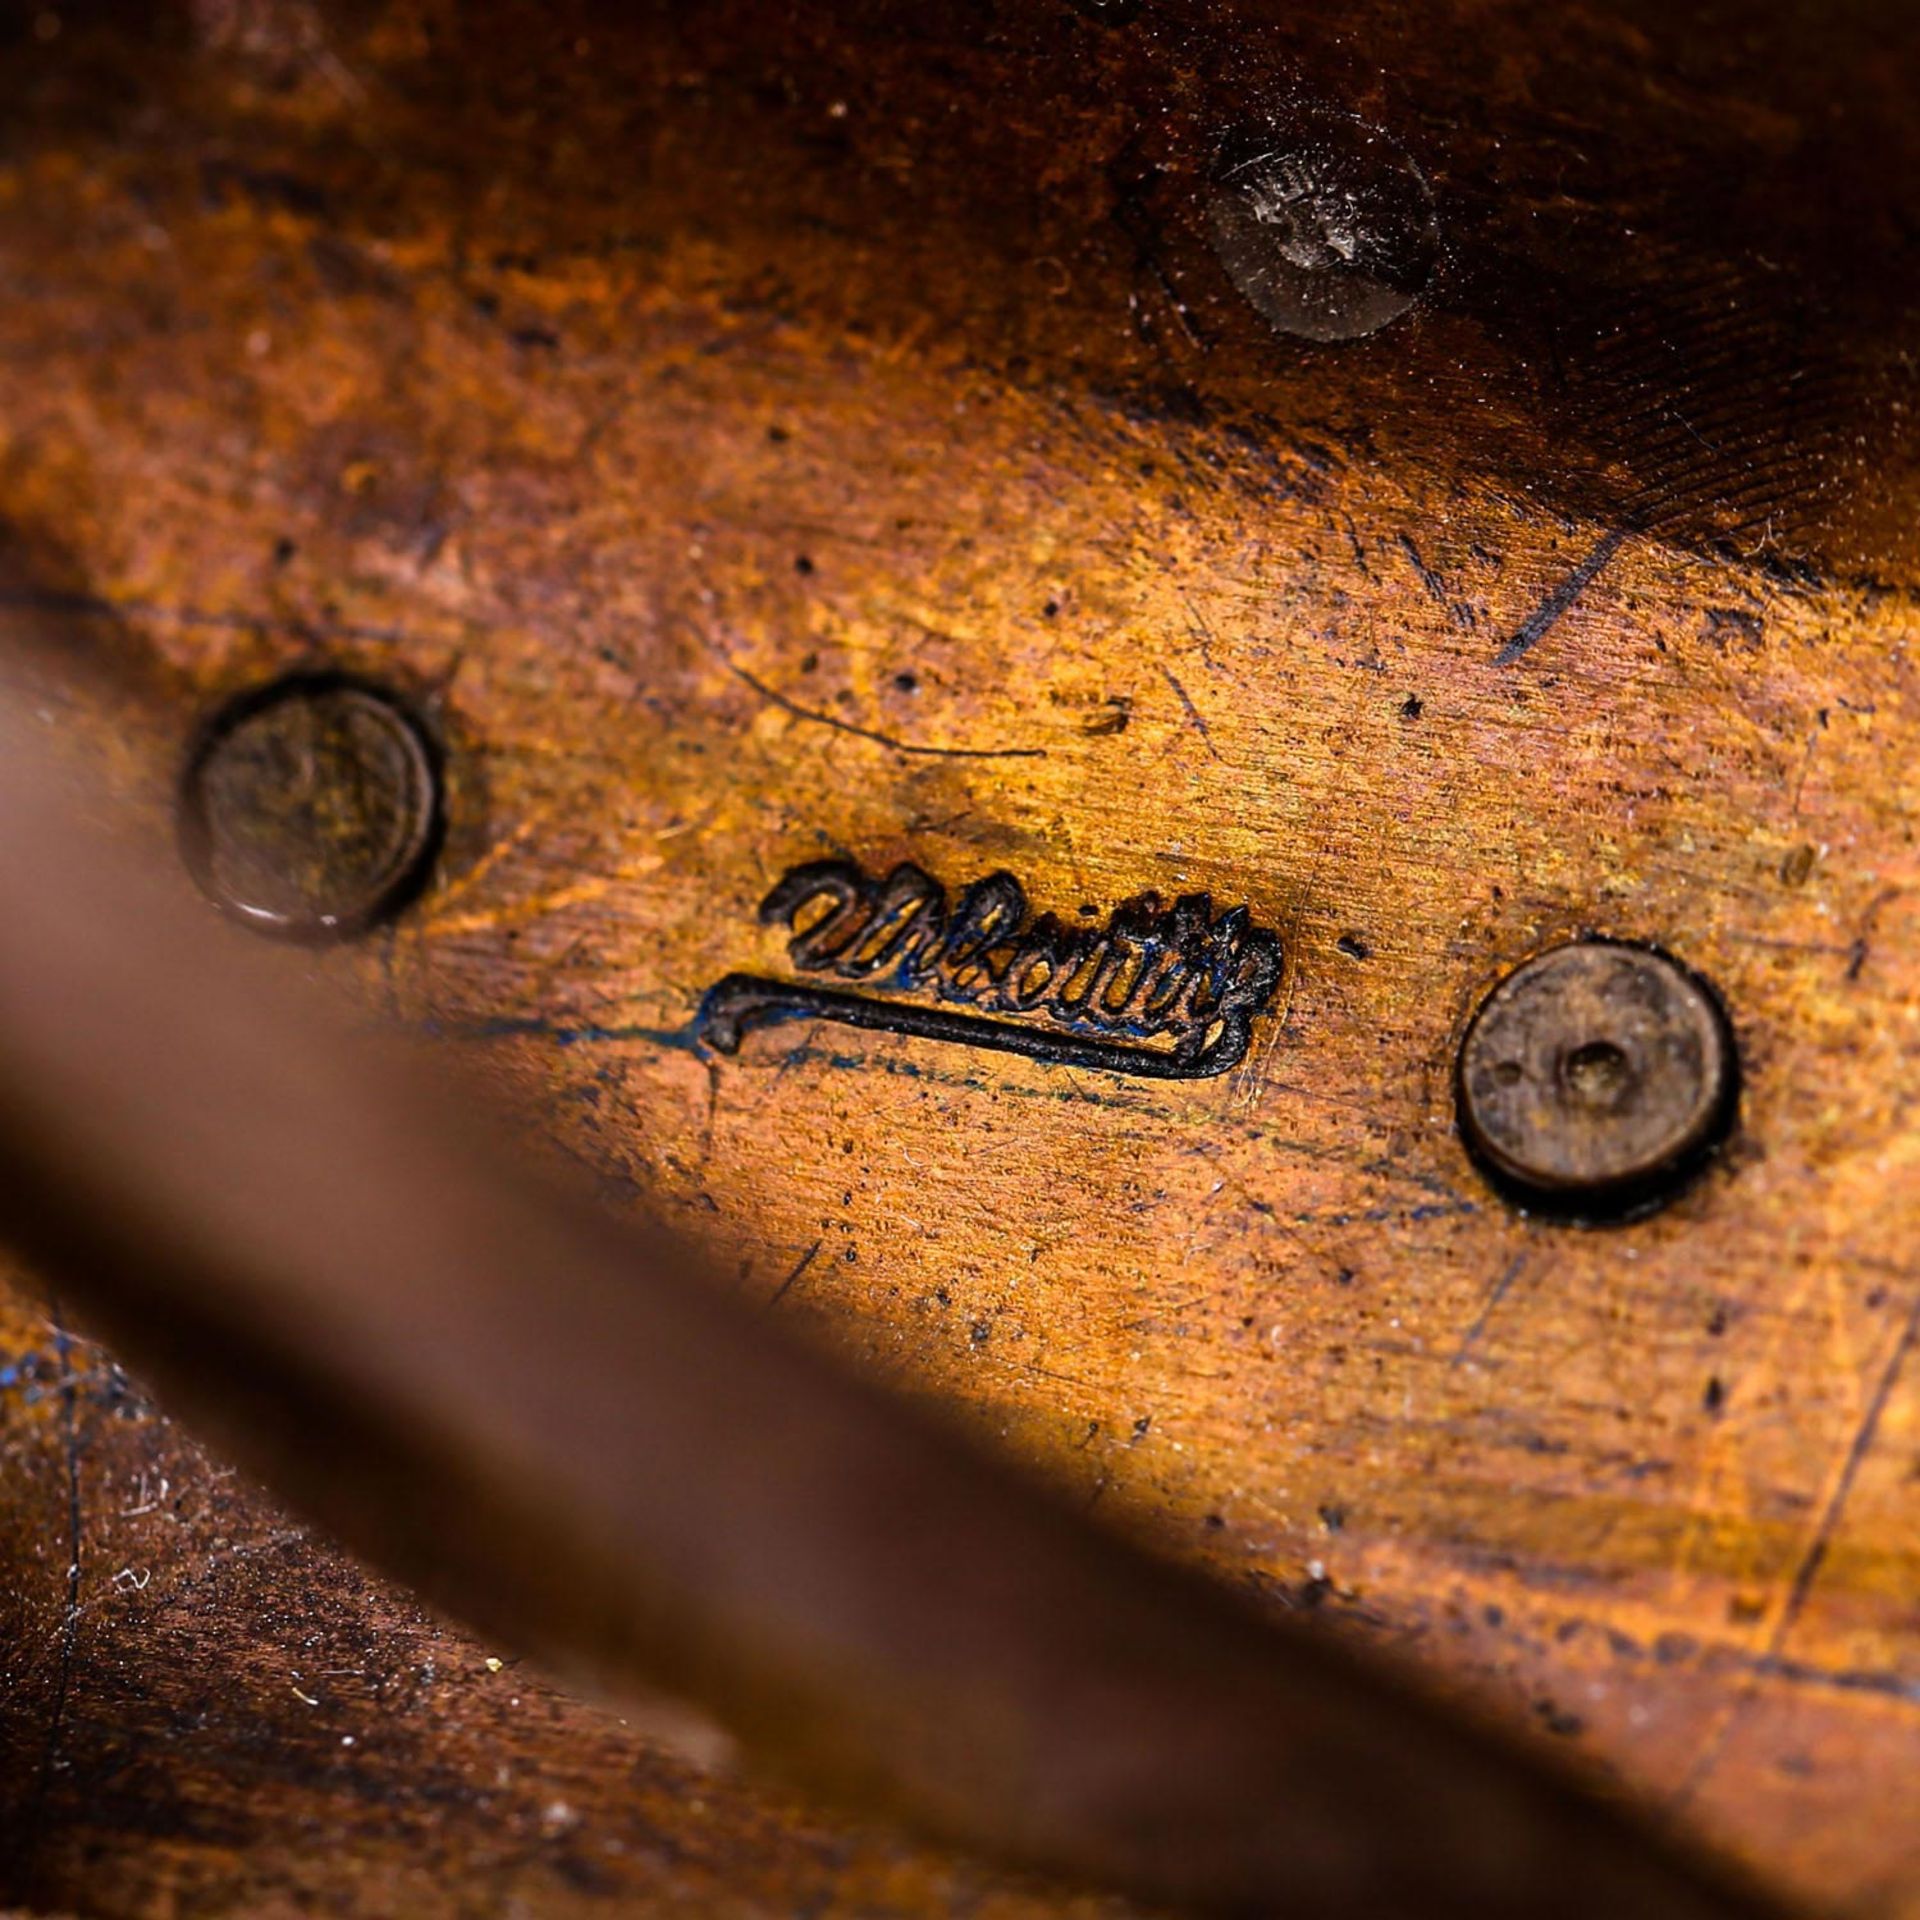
[1456,940,1737,1221]
[179,672,442,943]
[1208,107,1439,343]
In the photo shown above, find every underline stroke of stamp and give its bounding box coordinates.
[697,858,1283,1079]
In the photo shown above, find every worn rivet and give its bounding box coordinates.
[1208,107,1438,343]
[1456,941,1737,1221]
[179,673,442,943]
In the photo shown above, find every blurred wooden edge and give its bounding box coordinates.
[0,691,1803,1920]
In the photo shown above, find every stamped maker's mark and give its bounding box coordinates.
[698,859,1282,1079]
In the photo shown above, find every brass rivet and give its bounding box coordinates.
[1456,941,1737,1221]
[179,673,442,943]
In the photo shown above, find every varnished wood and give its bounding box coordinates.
[0,709,1789,1919]
[0,1,1915,1915]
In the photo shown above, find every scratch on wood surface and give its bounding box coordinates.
[417,814,542,917]
[1678,1287,1920,1801]
[1495,530,1628,665]
[1663,1250,1821,1601]
[1180,592,1220,669]
[767,1239,823,1308]
[1397,532,1448,604]
[1450,1256,1529,1369]
[427,857,668,938]
[1161,666,1222,762]
[727,662,1046,761]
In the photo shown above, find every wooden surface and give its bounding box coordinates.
[0,1,1916,1914]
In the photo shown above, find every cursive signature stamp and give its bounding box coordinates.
[698,858,1282,1078]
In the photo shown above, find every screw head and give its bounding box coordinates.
[1208,107,1439,343]
[179,673,442,943]
[1456,941,1737,1220]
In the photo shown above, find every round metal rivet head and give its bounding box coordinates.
[180,674,442,942]
[1208,107,1439,344]
[1456,941,1737,1219]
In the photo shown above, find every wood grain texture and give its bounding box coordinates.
[0,1,1914,1914]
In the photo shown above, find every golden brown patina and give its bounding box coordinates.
[0,0,1915,1915]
